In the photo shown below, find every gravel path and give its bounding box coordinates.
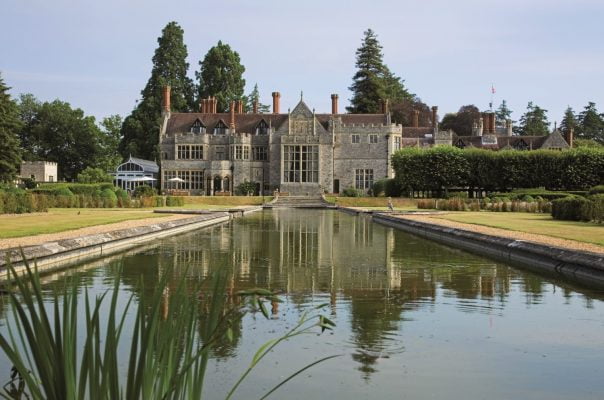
[394,214,604,255]
[0,214,193,250]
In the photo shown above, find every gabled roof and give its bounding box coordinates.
[125,156,159,173]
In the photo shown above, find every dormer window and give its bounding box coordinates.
[255,120,269,135]
[214,120,228,135]
[190,119,205,134]
[455,139,466,149]
[513,139,529,151]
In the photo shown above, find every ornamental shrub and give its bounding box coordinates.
[372,179,387,197]
[166,196,185,207]
[133,185,156,198]
[551,196,590,221]
[342,187,363,197]
[100,188,118,208]
[588,185,604,195]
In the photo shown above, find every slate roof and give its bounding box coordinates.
[165,112,390,135]
[127,156,159,173]
[401,127,434,138]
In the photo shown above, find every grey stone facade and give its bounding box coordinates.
[19,161,58,182]
[159,98,401,195]
[158,93,570,196]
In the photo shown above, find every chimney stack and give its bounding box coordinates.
[478,118,484,136]
[412,110,420,127]
[253,99,259,114]
[506,119,513,136]
[162,86,171,113]
[490,113,496,134]
[230,101,236,129]
[567,127,574,148]
[331,94,339,114]
[238,100,244,114]
[381,99,390,114]
[431,106,438,129]
[212,97,217,113]
[272,92,281,114]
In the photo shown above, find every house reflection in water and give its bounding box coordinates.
[150,209,525,377]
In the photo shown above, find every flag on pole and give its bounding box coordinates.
[491,85,496,94]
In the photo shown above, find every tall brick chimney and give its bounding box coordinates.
[212,97,217,113]
[567,127,574,148]
[253,100,259,114]
[412,110,419,127]
[431,106,438,129]
[230,101,236,129]
[272,92,281,114]
[162,86,171,113]
[380,99,390,114]
[238,100,244,114]
[490,113,496,134]
[331,94,339,114]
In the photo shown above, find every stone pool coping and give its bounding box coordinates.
[371,212,604,288]
[0,212,231,281]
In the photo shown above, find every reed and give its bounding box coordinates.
[0,259,337,399]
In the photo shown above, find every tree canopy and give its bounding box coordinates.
[515,102,550,136]
[439,105,481,136]
[18,98,107,181]
[347,29,413,118]
[576,102,604,143]
[119,22,195,160]
[247,83,270,113]
[495,100,513,127]
[196,41,246,113]
[0,73,22,182]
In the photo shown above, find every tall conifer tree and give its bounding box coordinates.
[348,29,412,116]
[495,100,513,127]
[516,102,550,136]
[0,74,22,182]
[559,106,577,136]
[577,102,604,143]
[196,41,246,113]
[119,22,195,160]
[247,83,270,113]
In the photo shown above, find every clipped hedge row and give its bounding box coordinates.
[551,195,604,222]
[417,197,552,213]
[392,147,604,193]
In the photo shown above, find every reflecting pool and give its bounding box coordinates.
[1,209,604,399]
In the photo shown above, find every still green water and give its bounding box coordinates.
[1,209,604,399]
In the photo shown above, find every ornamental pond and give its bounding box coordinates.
[1,209,604,399]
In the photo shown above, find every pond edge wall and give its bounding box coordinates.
[0,213,233,281]
[372,213,604,288]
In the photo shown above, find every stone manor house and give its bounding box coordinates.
[159,86,572,196]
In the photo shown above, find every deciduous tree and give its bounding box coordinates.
[439,105,481,136]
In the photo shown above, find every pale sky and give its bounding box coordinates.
[2,0,603,126]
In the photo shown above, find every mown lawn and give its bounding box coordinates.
[433,212,604,246]
[181,196,271,206]
[0,208,170,239]
[325,196,417,209]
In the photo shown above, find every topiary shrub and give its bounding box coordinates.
[235,180,257,196]
[521,195,535,203]
[166,196,185,207]
[588,185,604,195]
[551,196,591,221]
[133,185,156,198]
[100,188,118,208]
[342,187,363,197]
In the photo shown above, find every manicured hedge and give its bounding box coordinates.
[166,196,185,207]
[552,194,604,222]
[392,147,604,194]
